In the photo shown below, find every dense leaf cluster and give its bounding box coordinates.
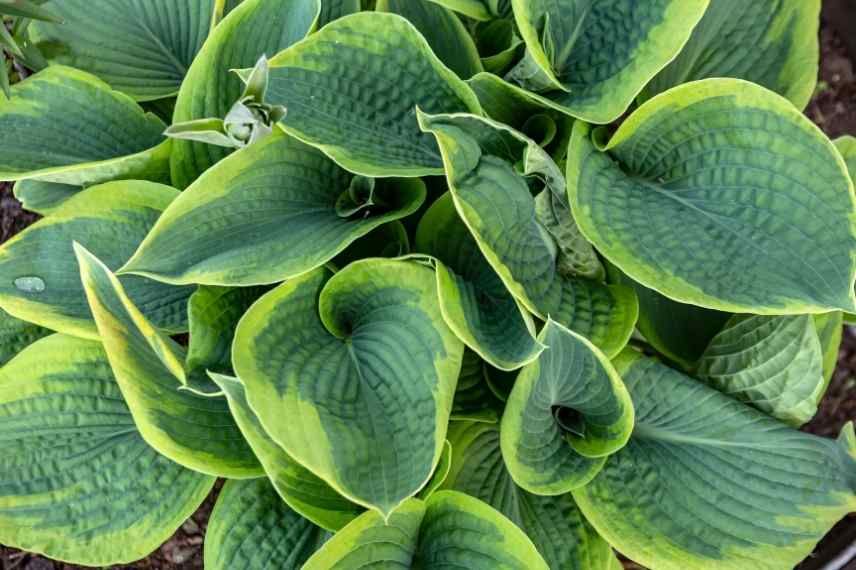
[0,1,854,569]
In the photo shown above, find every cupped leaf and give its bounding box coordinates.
[0,66,170,185]
[504,0,708,123]
[814,311,843,384]
[642,0,820,110]
[445,421,621,570]
[378,0,482,79]
[0,334,215,566]
[318,0,359,26]
[205,478,330,570]
[450,348,502,423]
[30,0,214,101]
[210,373,363,531]
[262,12,483,176]
[169,0,319,188]
[573,351,856,570]
[696,314,825,426]
[501,320,633,495]
[75,245,262,478]
[12,180,80,215]
[567,79,856,314]
[0,307,49,366]
[416,192,542,370]
[123,131,425,286]
[419,110,638,357]
[0,181,192,339]
[303,490,549,569]
[233,259,464,517]
[472,19,524,75]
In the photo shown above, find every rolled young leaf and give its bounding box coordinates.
[0,334,215,566]
[204,478,330,570]
[501,320,634,495]
[567,78,856,314]
[0,66,170,186]
[30,0,215,101]
[262,12,483,176]
[0,307,49,365]
[0,181,192,339]
[573,351,856,570]
[122,130,425,286]
[302,490,550,569]
[419,110,638,357]
[233,259,464,517]
[75,245,263,478]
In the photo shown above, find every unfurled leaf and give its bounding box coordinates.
[0,181,192,339]
[574,351,856,570]
[75,245,262,478]
[122,130,425,286]
[568,79,856,314]
[233,260,464,517]
[0,334,215,566]
[303,491,549,569]
[501,320,633,495]
[0,307,49,365]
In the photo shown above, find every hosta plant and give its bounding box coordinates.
[0,0,854,569]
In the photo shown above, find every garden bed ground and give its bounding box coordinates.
[1,14,856,570]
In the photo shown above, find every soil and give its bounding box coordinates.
[1,11,856,570]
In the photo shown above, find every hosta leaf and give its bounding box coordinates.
[0,0,62,21]
[695,315,824,426]
[450,348,502,423]
[416,192,542,370]
[573,351,856,570]
[12,179,80,215]
[30,0,214,101]
[332,221,411,269]
[303,491,549,569]
[0,308,49,366]
[837,135,856,179]
[205,478,330,570]
[0,66,170,185]
[378,0,482,79]
[445,421,621,570]
[642,0,820,110]
[567,79,856,314]
[210,373,363,531]
[0,181,192,339]
[233,259,464,517]
[814,311,843,384]
[263,12,483,176]
[123,130,425,286]
[419,110,638,357]
[505,0,708,123]
[0,334,214,566]
[473,19,524,75]
[75,245,262,478]
[425,0,493,20]
[501,320,633,495]
[318,0,359,26]
[170,0,319,189]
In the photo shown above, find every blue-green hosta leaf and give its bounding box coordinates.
[263,12,483,177]
[75,245,262,478]
[472,19,524,75]
[233,259,464,517]
[501,320,633,495]
[574,351,856,570]
[0,181,192,339]
[303,490,549,569]
[419,110,638,357]
[450,348,502,423]
[642,0,820,110]
[0,66,170,185]
[12,180,80,215]
[30,0,214,101]
[0,334,215,566]
[695,315,824,426]
[444,421,621,570]
[505,0,708,123]
[170,0,319,189]
[567,79,856,314]
[123,130,425,286]
[205,478,330,570]
[0,308,49,366]
[378,0,482,79]
[814,311,843,385]
[416,192,542,370]
[209,373,363,531]
[318,0,359,26]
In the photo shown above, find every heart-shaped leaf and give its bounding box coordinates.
[0,334,215,566]
[573,351,856,570]
[567,78,856,314]
[233,259,464,517]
